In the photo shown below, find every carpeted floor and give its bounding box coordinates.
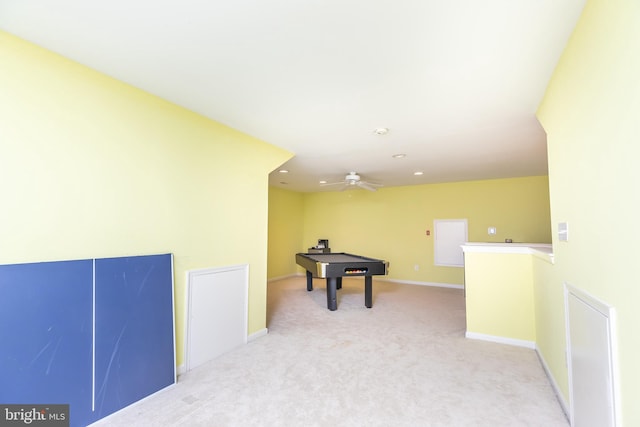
[91,276,569,426]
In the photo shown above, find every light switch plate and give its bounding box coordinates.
[558,222,569,241]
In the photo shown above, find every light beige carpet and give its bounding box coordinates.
[91,276,568,427]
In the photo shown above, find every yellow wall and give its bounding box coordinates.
[0,32,292,368]
[267,187,305,279]
[537,0,640,423]
[298,176,551,285]
[464,251,535,342]
[532,254,568,396]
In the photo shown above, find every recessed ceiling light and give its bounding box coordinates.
[392,154,406,159]
[373,127,389,135]
[279,169,289,173]
[319,180,327,184]
[414,171,424,176]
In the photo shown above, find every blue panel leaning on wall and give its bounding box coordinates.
[0,259,94,425]
[0,254,175,427]
[93,254,175,419]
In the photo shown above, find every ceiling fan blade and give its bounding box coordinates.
[357,181,378,192]
[320,172,383,192]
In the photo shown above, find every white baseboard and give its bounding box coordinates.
[87,382,177,425]
[268,273,299,282]
[377,278,464,290]
[465,331,535,349]
[177,329,268,378]
[176,364,186,376]
[248,328,268,342]
[535,345,570,421]
[276,273,464,290]
[465,333,570,420]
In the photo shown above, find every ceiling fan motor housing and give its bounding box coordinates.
[346,172,360,182]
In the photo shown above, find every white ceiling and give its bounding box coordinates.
[0,0,585,192]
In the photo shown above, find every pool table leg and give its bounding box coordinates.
[326,277,338,311]
[364,276,372,308]
[306,270,313,291]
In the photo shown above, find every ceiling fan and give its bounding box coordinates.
[321,171,383,192]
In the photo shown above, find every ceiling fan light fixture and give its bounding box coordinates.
[319,171,381,192]
[345,172,360,181]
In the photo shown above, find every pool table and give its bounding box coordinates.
[295,252,389,311]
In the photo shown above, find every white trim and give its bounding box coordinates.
[176,364,186,376]
[465,331,535,349]
[376,278,464,290]
[434,218,468,267]
[248,328,269,342]
[461,242,551,253]
[268,273,298,282]
[535,345,570,421]
[185,264,249,373]
[87,383,178,426]
[461,243,554,263]
[289,273,464,289]
[564,283,621,427]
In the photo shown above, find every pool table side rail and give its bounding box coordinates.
[295,252,389,278]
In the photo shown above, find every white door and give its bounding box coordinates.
[185,264,248,372]
[565,284,619,426]
[434,219,468,267]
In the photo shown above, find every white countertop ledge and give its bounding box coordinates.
[461,242,554,263]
